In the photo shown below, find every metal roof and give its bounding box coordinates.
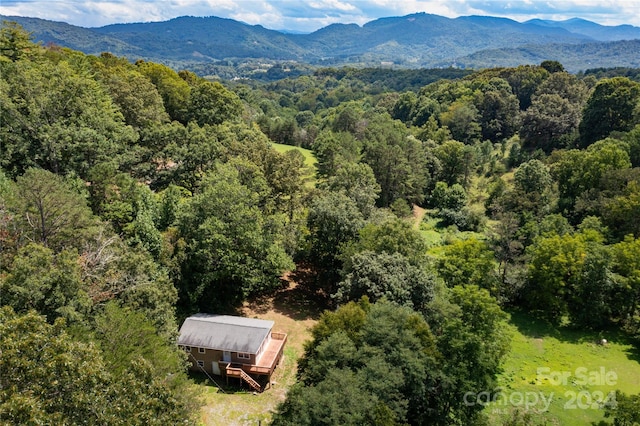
[177,314,274,354]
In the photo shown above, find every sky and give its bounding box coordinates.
[1,0,639,32]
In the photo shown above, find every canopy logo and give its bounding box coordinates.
[463,367,618,412]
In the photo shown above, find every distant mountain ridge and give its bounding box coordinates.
[2,13,640,72]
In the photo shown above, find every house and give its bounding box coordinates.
[177,314,287,391]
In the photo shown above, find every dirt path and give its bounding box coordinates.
[412,204,427,229]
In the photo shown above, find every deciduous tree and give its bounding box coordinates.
[579,77,640,147]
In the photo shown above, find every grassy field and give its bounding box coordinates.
[415,202,639,424]
[486,311,640,425]
[195,268,325,426]
[270,142,317,187]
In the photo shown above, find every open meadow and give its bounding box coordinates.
[487,311,640,425]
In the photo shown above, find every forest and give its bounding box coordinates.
[1,21,640,425]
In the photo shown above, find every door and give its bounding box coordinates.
[223,351,231,363]
[211,361,220,375]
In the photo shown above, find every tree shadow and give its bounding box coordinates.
[508,309,563,340]
[271,265,329,321]
[188,371,269,394]
[625,339,640,364]
[508,309,640,363]
[244,263,329,321]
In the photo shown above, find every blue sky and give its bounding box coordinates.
[1,0,639,31]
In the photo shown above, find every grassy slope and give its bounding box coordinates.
[270,142,317,187]
[195,270,324,426]
[487,311,640,425]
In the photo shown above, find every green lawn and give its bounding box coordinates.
[270,142,317,187]
[194,278,321,426]
[486,311,640,425]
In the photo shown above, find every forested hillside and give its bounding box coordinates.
[1,21,639,425]
[3,13,640,73]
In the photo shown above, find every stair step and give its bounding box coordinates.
[240,370,262,392]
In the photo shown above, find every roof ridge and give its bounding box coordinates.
[186,315,274,328]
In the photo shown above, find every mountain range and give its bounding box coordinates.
[2,13,640,73]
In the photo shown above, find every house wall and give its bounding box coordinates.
[231,351,256,365]
[182,346,223,374]
[179,345,259,374]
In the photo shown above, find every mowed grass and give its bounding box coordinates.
[195,269,324,426]
[270,142,317,187]
[486,311,640,425]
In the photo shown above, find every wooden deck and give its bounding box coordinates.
[221,332,287,377]
[253,332,287,372]
[223,332,287,392]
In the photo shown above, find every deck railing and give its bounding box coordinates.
[271,331,287,340]
[220,331,287,380]
[225,364,262,391]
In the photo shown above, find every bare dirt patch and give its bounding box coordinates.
[196,265,326,425]
[412,204,427,228]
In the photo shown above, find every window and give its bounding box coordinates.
[196,360,204,368]
[198,347,206,354]
[238,352,250,360]
[184,346,191,352]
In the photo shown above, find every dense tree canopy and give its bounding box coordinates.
[0,306,199,425]
[2,22,640,426]
[176,162,294,311]
[580,77,640,147]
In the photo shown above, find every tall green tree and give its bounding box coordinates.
[0,20,35,61]
[439,100,481,144]
[0,243,90,323]
[277,300,439,426]
[604,391,640,426]
[1,59,136,177]
[0,306,200,425]
[187,80,243,126]
[505,159,556,219]
[474,77,521,142]
[362,113,429,206]
[434,140,474,187]
[313,130,361,179]
[424,284,511,424]
[306,191,365,290]
[601,180,640,240]
[340,218,428,269]
[97,62,169,129]
[93,301,187,377]
[436,237,500,296]
[523,229,614,326]
[335,251,435,311]
[323,161,380,218]
[137,60,190,123]
[551,139,631,219]
[8,168,98,251]
[176,162,293,311]
[520,94,580,152]
[610,236,640,330]
[579,77,640,147]
[501,64,550,110]
[0,307,112,424]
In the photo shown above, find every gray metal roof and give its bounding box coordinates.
[177,314,274,354]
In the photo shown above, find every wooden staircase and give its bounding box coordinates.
[225,363,262,392]
[239,369,262,392]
